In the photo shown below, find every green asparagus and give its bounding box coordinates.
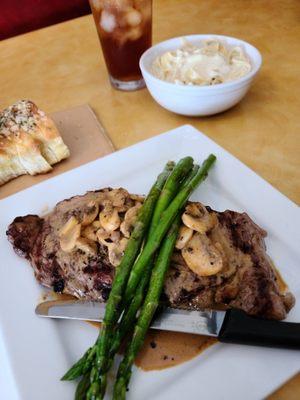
[96,157,194,397]
[180,164,200,189]
[112,156,215,398]
[147,156,193,237]
[75,373,90,400]
[61,346,96,381]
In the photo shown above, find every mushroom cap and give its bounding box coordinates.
[175,225,193,250]
[182,232,223,276]
[59,216,81,253]
[99,201,121,232]
[81,201,99,226]
[82,220,102,242]
[107,237,129,267]
[120,202,142,238]
[82,224,98,241]
[107,188,134,210]
[182,203,217,234]
[96,228,120,246]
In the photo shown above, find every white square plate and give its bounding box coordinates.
[0,125,299,400]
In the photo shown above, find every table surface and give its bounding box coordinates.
[0,0,299,397]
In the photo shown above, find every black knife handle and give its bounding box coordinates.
[218,309,300,349]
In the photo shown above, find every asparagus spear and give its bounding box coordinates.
[180,163,200,189]
[95,156,214,398]
[101,259,153,382]
[85,162,175,399]
[112,157,215,398]
[97,157,194,397]
[113,216,182,399]
[147,156,193,237]
[75,373,90,400]
[62,162,174,383]
[61,346,97,381]
[124,154,216,306]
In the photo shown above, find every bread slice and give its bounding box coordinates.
[0,100,70,185]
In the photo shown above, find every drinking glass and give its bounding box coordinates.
[89,0,152,91]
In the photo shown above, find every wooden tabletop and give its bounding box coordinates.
[0,0,299,397]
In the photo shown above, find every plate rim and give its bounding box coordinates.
[0,124,299,400]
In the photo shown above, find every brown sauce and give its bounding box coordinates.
[135,330,217,371]
[89,322,216,371]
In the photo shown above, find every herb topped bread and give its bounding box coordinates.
[0,100,70,185]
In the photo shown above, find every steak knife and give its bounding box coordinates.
[35,300,300,349]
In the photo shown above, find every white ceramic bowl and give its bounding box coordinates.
[140,34,262,116]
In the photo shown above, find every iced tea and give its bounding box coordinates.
[89,0,152,91]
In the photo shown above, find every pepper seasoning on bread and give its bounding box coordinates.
[0,100,70,185]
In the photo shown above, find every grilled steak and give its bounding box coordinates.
[7,188,294,320]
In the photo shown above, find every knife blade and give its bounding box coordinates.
[35,299,224,336]
[35,300,300,349]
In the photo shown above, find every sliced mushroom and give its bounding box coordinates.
[130,194,144,203]
[106,188,136,212]
[92,220,101,228]
[82,220,102,241]
[82,225,96,241]
[182,203,217,234]
[108,188,129,207]
[96,228,110,245]
[75,237,97,256]
[120,202,142,238]
[175,225,193,250]
[107,237,129,267]
[110,230,121,243]
[96,228,120,246]
[59,216,81,252]
[99,201,120,231]
[96,226,128,267]
[82,201,99,226]
[182,232,223,276]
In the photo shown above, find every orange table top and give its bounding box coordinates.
[0,0,299,397]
